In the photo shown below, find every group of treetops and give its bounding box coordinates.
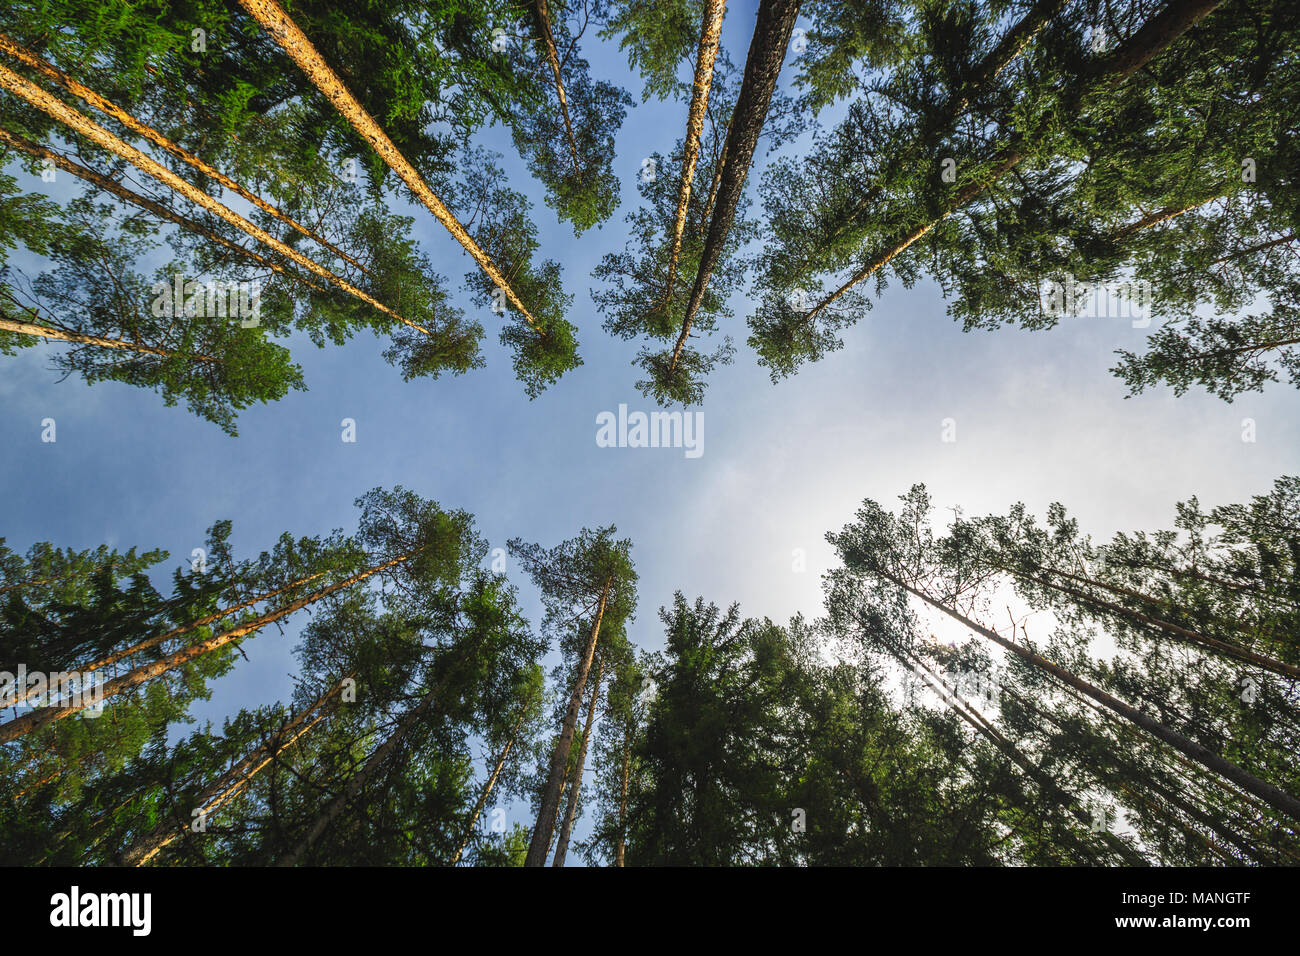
[1,0,1296,429]
[1,476,1295,864]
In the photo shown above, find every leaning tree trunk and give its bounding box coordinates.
[119,675,350,866]
[0,126,333,304]
[533,0,581,179]
[524,580,610,866]
[0,554,412,743]
[878,569,1300,824]
[0,314,220,364]
[670,0,802,376]
[0,31,370,276]
[236,0,544,332]
[660,0,727,303]
[552,655,604,867]
[449,703,529,866]
[0,65,430,336]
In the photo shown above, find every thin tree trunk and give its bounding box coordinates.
[524,579,610,866]
[670,0,802,376]
[1019,567,1300,681]
[901,646,1146,864]
[552,654,604,867]
[616,719,631,867]
[801,0,1225,322]
[119,674,350,866]
[534,0,581,180]
[78,571,330,680]
[879,569,1300,824]
[0,313,221,363]
[279,624,489,865]
[0,65,431,336]
[660,0,727,303]
[0,554,411,743]
[1111,194,1219,239]
[235,0,544,333]
[0,31,371,276]
[0,125,333,302]
[449,704,528,865]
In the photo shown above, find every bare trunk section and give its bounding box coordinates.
[0,314,221,363]
[0,554,411,743]
[0,31,371,276]
[670,0,802,375]
[236,0,544,333]
[880,570,1300,824]
[660,0,727,304]
[616,720,631,866]
[524,580,610,866]
[534,0,581,180]
[801,0,1225,322]
[449,704,528,865]
[119,675,350,866]
[552,654,604,866]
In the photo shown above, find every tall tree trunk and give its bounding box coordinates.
[878,569,1300,824]
[616,718,631,867]
[119,675,350,866]
[0,126,333,303]
[552,654,604,866]
[0,31,371,276]
[669,0,802,376]
[801,0,1225,322]
[236,0,545,333]
[661,0,727,303]
[0,554,412,743]
[534,0,581,180]
[524,580,610,866]
[449,704,529,865]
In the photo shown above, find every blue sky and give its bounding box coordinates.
[2,0,1298,861]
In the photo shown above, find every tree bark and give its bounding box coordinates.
[534,0,581,180]
[661,0,727,303]
[449,704,528,865]
[552,654,604,866]
[0,125,333,303]
[236,0,544,333]
[616,719,631,867]
[0,313,221,363]
[524,579,610,866]
[669,0,802,375]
